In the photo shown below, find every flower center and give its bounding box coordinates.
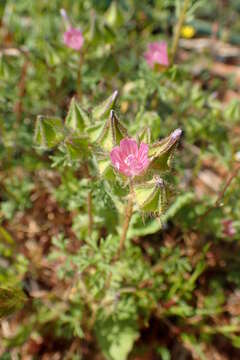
[124,154,137,167]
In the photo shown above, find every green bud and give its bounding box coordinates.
[34,115,64,149]
[0,285,27,319]
[134,176,169,215]
[149,129,182,172]
[92,90,118,121]
[65,97,90,133]
[95,110,128,152]
[137,126,151,145]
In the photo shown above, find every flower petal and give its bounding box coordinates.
[119,138,138,158]
[110,146,123,170]
[138,143,149,162]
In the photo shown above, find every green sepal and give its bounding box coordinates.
[134,177,169,215]
[137,126,151,145]
[34,115,64,149]
[65,97,90,133]
[64,136,89,160]
[149,129,182,172]
[92,90,118,122]
[0,285,27,319]
[87,123,104,143]
[95,110,128,152]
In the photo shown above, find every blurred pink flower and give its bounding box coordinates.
[110,138,149,177]
[63,27,84,50]
[61,9,84,51]
[144,41,169,69]
[222,219,236,238]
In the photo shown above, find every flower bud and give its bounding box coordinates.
[65,97,90,133]
[94,110,128,152]
[134,176,169,215]
[34,115,64,149]
[149,128,182,172]
[137,126,151,145]
[92,90,118,121]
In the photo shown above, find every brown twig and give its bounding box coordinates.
[14,58,29,123]
[197,164,240,225]
[87,191,93,237]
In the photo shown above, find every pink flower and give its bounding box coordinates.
[222,219,236,238]
[61,9,84,51]
[144,41,169,69]
[110,138,149,177]
[63,27,84,51]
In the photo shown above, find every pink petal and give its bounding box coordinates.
[120,138,138,158]
[138,143,149,162]
[110,146,123,170]
[141,158,150,171]
[63,27,84,50]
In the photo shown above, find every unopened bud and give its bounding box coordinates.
[94,110,128,152]
[149,128,182,172]
[65,97,90,133]
[134,176,169,215]
[92,90,118,121]
[137,126,151,145]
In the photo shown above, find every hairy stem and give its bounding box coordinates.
[118,183,134,256]
[77,51,84,100]
[87,191,93,237]
[171,0,191,64]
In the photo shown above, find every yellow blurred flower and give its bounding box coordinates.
[181,25,195,39]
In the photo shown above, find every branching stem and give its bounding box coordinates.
[171,0,191,64]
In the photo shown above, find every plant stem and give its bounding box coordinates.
[171,0,191,64]
[14,58,28,124]
[87,191,93,237]
[77,51,84,100]
[118,182,134,256]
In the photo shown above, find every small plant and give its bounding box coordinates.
[35,91,181,251]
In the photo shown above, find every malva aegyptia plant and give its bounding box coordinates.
[34,90,182,256]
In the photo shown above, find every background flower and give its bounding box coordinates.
[144,41,169,68]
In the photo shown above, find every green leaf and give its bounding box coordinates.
[105,1,125,28]
[94,156,116,181]
[95,317,139,360]
[64,136,89,160]
[34,115,64,149]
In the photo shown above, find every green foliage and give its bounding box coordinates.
[0,0,240,359]
[0,285,27,319]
